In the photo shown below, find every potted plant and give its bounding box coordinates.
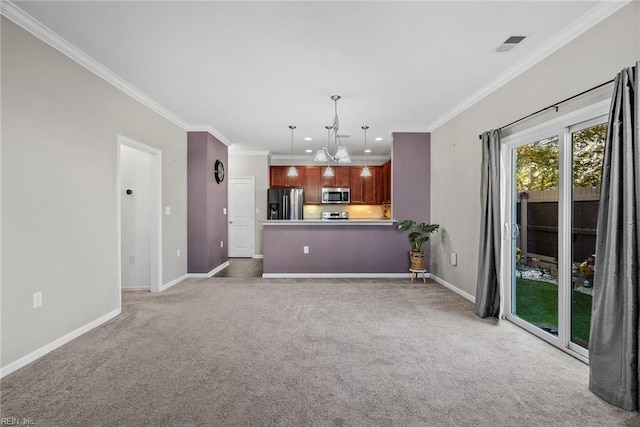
[397,220,440,270]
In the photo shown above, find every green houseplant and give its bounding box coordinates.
[397,220,440,270]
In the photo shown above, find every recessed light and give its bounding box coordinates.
[305,149,313,153]
[365,149,372,153]
[304,137,312,141]
[374,137,383,141]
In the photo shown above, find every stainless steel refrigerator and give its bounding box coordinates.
[268,188,304,220]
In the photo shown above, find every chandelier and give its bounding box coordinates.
[313,95,352,165]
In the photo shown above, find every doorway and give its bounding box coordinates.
[501,101,608,361]
[228,177,255,258]
[117,135,162,293]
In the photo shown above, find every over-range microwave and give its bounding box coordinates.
[321,187,350,204]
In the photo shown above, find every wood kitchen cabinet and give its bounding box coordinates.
[350,166,378,204]
[270,164,387,205]
[321,166,351,188]
[379,160,391,204]
[304,166,322,204]
[270,166,305,188]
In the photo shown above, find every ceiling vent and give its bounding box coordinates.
[496,35,527,52]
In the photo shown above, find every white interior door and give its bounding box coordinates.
[228,177,255,257]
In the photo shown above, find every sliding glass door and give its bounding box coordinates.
[512,136,560,337]
[502,103,608,361]
[569,120,606,351]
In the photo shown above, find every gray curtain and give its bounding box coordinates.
[475,129,502,318]
[589,61,639,411]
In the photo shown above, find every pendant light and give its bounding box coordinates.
[313,95,352,164]
[361,125,372,177]
[287,125,298,177]
[323,125,335,177]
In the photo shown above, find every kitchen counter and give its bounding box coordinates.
[263,219,396,226]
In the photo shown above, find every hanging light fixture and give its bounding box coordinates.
[361,125,372,177]
[323,125,335,177]
[313,95,352,164]
[287,125,298,177]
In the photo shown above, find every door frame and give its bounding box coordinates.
[116,135,162,295]
[500,100,610,363]
[228,176,255,258]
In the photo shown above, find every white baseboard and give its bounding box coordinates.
[252,254,264,259]
[262,272,413,279]
[186,261,230,278]
[430,274,476,302]
[0,308,121,379]
[159,274,187,292]
[122,286,149,291]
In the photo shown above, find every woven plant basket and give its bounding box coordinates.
[409,251,426,270]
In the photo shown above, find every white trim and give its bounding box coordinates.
[429,274,476,303]
[187,125,231,147]
[252,254,264,259]
[187,261,230,278]
[0,308,120,378]
[159,274,187,292]
[427,0,629,131]
[262,272,413,279]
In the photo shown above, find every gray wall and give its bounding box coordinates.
[228,153,269,256]
[187,132,228,273]
[1,18,188,369]
[429,2,640,297]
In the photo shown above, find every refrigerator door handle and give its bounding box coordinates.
[283,194,289,220]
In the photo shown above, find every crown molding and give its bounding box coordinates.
[1,0,230,147]
[426,0,631,132]
[187,125,232,146]
[229,150,271,156]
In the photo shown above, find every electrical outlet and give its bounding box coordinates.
[221,241,224,248]
[165,206,171,216]
[129,254,135,263]
[450,252,458,266]
[223,208,227,215]
[33,291,42,308]
[177,249,181,257]
[303,246,309,254]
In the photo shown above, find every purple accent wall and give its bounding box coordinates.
[392,132,432,266]
[264,225,410,273]
[187,132,228,273]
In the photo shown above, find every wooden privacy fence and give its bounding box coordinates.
[517,187,600,265]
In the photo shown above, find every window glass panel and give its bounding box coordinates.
[571,122,606,349]
[513,136,559,336]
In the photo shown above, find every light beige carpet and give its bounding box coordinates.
[2,278,638,426]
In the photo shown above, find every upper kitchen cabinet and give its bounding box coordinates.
[270,166,306,188]
[380,160,391,204]
[350,166,378,204]
[321,166,350,188]
[305,166,322,204]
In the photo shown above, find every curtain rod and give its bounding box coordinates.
[478,78,615,139]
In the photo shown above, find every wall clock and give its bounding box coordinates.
[214,159,225,184]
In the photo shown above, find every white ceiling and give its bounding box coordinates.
[11,1,613,158]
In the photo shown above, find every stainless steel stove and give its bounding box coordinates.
[321,211,349,220]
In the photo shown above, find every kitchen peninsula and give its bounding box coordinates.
[262,132,432,278]
[262,218,408,277]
